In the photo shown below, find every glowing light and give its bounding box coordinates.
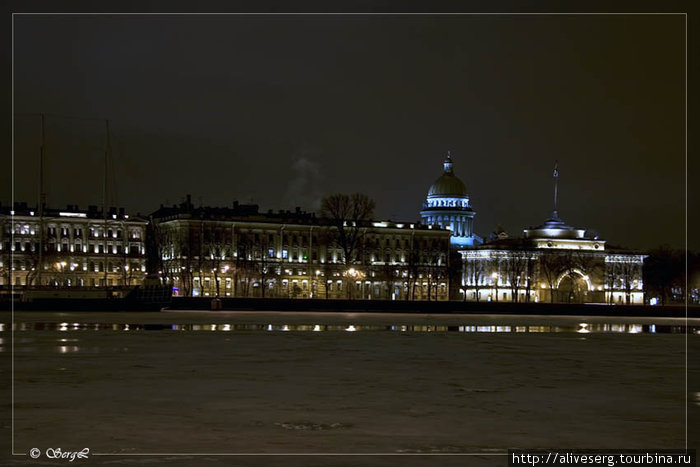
[345,325,357,332]
[59,212,87,218]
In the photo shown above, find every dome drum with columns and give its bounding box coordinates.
[420,153,482,247]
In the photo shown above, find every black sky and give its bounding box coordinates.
[6,11,690,251]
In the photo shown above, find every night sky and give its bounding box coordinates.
[6,11,691,251]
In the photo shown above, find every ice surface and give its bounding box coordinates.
[2,311,698,466]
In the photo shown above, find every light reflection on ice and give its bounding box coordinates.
[7,321,699,334]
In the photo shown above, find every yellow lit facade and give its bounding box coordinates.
[0,203,147,290]
[459,217,645,304]
[151,199,452,300]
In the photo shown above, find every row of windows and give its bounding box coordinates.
[190,277,448,292]
[4,276,132,287]
[3,241,143,255]
[5,260,145,273]
[5,224,142,239]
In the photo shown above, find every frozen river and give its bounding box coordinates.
[2,311,699,466]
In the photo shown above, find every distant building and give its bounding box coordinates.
[0,202,147,290]
[150,195,453,300]
[420,153,482,247]
[457,176,645,304]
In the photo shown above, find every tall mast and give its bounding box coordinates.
[103,119,110,291]
[552,161,559,219]
[36,113,46,287]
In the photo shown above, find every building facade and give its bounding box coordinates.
[0,202,147,291]
[459,214,646,304]
[151,197,453,300]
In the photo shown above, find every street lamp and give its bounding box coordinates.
[344,267,363,299]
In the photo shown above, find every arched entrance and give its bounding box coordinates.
[556,271,590,303]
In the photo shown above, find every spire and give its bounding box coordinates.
[552,160,559,219]
[443,150,454,174]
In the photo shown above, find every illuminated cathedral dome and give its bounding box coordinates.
[420,153,482,247]
[427,156,467,197]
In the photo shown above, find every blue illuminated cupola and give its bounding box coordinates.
[420,152,482,247]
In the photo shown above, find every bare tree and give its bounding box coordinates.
[319,193,375,266]
[522,253,536,303]
[404,240,421,301]
[617,260,639,305]
[447,250,462,301]
[506,249,530,303]
[424,246,445,301]
[604,260,618,304]
[538,253,563,303]
[234,232,256,297]
[490,257,501,302]
[24,244,41,288]
[378,263,396,300]
[464,257,487,302]
[208,234,229,298]
[644,246,684,305]
[255,235,277,298]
